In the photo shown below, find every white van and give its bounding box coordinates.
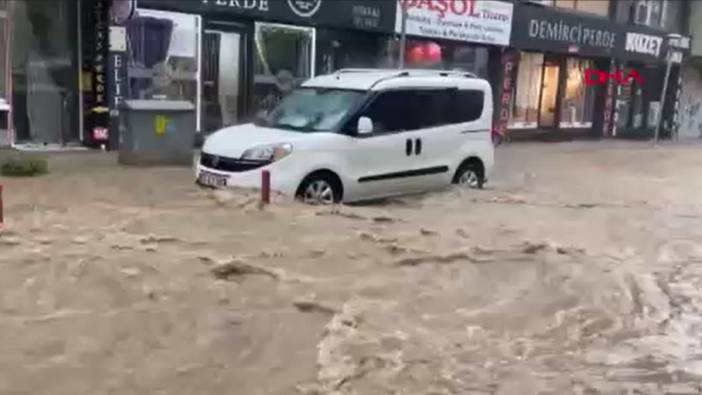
[196,69,494,204]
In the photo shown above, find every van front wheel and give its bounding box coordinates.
[296,172,343,205]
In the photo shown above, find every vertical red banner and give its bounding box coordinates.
[496,50,517,138]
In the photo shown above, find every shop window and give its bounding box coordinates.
[616,85,632,130]
[633,0,665,27]
[316,29,397,74]
[555,0,609,16]
[126,9,200,111]
[10,0,80,144]
[617,67,645,130]
[561,58,596,128]
[254,22,314,115]
[576,0,609,16]
[617,66,646,131]
[555,0,576,9]
[509,52,543,129]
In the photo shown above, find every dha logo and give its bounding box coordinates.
[584,69,643,87]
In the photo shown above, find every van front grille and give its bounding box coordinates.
[200,152,270,173]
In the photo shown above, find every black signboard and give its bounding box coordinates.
[511,3,667,63]
[137,0,396,33]
[620,25,670,64]
[511,3,619,58]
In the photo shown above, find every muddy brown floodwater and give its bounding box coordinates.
[1,141,702,395]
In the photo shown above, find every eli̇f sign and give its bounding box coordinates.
[584,69,643,87]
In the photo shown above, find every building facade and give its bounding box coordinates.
[110,0,514,145]
[0,0,693,149]
[494,0,690,141]
[677,0,702,139]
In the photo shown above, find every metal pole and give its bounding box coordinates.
[398,1,407,69]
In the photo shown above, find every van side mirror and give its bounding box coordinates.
[357,116,374,135]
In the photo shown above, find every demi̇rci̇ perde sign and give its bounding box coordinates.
[511,4,618,57]
[512,3,669,63]
[396,0,513,46]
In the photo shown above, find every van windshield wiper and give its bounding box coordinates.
[273,122,311,132]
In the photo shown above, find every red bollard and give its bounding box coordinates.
[0,185,4,226]
[261,170,270,205]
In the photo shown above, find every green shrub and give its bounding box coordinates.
[1,155,49,177]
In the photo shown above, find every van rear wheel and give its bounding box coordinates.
[453,162,484,189]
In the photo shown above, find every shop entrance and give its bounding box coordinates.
[202,21,251,133]
[538,59,560,129]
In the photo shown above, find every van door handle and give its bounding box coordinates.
[415,138,422,155]
[405,138,413,156]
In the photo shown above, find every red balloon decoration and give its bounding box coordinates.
[424,42,442,63]
[406,44,425,64]
[405,41,442,65]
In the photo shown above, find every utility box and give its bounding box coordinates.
[118,100,195,166]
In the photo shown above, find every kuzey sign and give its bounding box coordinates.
[584,69,643,86]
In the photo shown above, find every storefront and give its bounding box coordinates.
[504,2,674,141]
[5,0,83,148]
[506,3,617,140]
[123,0,396,142]
[613,31,686,139]
[393,0,513,89]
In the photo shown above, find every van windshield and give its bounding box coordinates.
[260,88,365,132]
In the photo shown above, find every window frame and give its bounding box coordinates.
[453,89,485,124]
[346,88,419,137]
[541,0,611,17]
[634,0,667,28]
[130,8,202,131]
[345,86,486,138]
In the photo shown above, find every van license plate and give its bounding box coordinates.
[198,171,227,188]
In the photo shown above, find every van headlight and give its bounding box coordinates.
[241,143,293,162]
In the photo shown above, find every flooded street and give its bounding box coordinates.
[2,141,702,394]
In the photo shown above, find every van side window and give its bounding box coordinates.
[412,89,453,129]
[354,90,415,134]
[452,90,484,123]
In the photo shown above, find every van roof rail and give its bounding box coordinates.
[334,68,477,79]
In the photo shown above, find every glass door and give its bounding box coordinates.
[202,21,250,133]
[538,61,560,129]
